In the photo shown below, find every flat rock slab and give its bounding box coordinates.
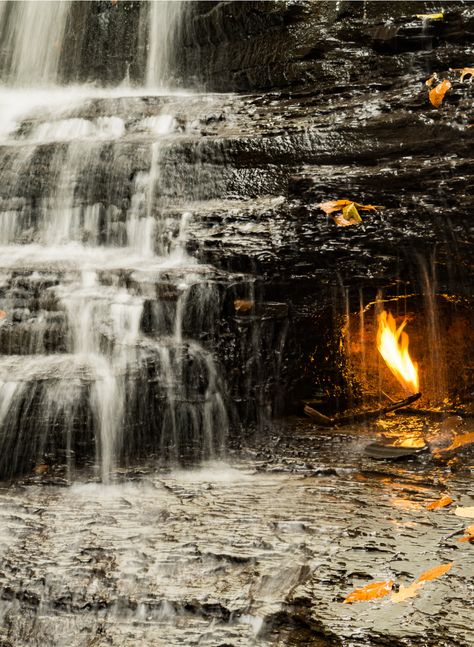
[0,416,472,646]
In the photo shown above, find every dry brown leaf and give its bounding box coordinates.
[416,562,453,583]
[426,494,453,510]
[439,431,474,453]
[451,67,474,83]
[34,464,49,475]
[343,579,393,604]
[458,525,474,543]
[391,581,424,603]
[0,311,6,319]
[429,79,452,108]
[454,506,474,519]
[234,299,254,313]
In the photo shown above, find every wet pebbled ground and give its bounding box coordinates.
[0,415,472,646]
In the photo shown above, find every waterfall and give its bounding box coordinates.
[145,1,185,88]
[0,1,229,481]
[0,0,72,86]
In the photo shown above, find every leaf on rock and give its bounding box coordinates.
[318,200,383,227]
[342,202,362,223]
[426,494,454,510]
[454,506,474,519]
[234,299,254,313]
[429,79,452,108]
[416,12,444,20]
[458,525,474,542]
[318,200,354,215]
[342,579,393,604]
[391,581,424,603]
[451,67,474,83]
[416,562,453,583]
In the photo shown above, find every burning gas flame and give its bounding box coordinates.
[377,310,419,394]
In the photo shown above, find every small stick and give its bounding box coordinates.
[304,392,422,427]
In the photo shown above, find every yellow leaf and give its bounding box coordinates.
[318,200,354,215]
[234,299,254,313]
[416,12,444,20]
[342,202,362,223]
[458,525,474,543]
[451,67,474,83]
[343,579,393,604]
[426,494,453,510]
[391,581,424,603]
[454,506,474,519]
[416,562,453,583]
[429,79,452,108]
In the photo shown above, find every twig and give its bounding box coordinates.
[304,392,422,427]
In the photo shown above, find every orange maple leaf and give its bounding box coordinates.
[426,494,453,510]
[343,579,393,604]
[429,79,452,108]
[416,563,453,583]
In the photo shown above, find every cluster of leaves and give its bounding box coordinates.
[343,495,474,605]
[318,200,383,227]
[426,67,474,108]
[343,563,453,604]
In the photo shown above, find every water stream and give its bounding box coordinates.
[0,1,228,481]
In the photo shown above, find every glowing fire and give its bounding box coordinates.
[377,311,419,394]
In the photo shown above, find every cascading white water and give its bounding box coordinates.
[145,1,186,88]
[0,1,228,481]
[0,0,72,86]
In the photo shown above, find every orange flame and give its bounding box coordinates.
[377,311,419,394]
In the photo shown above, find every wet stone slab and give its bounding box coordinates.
[0,416,472,646]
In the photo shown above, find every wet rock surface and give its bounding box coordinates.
[0,416,473,646]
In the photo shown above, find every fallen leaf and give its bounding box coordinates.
[416,12,444,20]
[458,525,474,542]
[439,431,474,453]
[318,200,383,227]
[0,311,6,319]
[454,506,474,519]
[429,79,452,108]
[416,563,453,583]
[318,200,354,215]
[391,581,424,603]
[343,579,393,604]
[451,67,474,83]
[426,494,453,510]
[234,299,254,313]
[34,464,49,475]
[342,202,362,223]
